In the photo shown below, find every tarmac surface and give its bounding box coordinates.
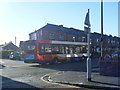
[41,58,120,89]
[1,58,120,89]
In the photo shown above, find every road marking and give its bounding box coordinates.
[40,72,81,88]
[0,61,4,64]
[79,83,84,84]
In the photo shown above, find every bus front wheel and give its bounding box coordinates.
[53,57,58,64]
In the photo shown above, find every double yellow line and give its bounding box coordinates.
[40,72,81,88]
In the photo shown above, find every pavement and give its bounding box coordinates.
[0,60,5,69]
[43,58,120,89]
[48,71,120,89]
[1,58,120,89]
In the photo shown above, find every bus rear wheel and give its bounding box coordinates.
[81,56,85,60]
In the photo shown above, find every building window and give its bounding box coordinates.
[111,40,115,44]
[30,33,37,40]
[73,36,76,42]
[78,37,81,41]
[96,38,99,43]
[117,42,119,45]
[49,33,55,40]
[108,39,110,43]
[82,36,85,42]
[59,35,64,40]
[90,39,92,44]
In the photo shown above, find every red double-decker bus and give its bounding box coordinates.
[20,40,88,64]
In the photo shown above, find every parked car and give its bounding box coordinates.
[9,52,21,60]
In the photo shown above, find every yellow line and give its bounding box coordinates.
[40,72,81,88]
[79,83,84,84]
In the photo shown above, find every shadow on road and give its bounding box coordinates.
[56,82,119,89]
[29,60,88,72]
[1,75,37,88]
[3,59,24,61]
[90,80,120,87]
[29,58,99,72]
[0,64,5,69]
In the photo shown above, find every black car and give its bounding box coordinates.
[9,52,21,60]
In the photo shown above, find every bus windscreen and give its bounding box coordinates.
[21,40,36,53]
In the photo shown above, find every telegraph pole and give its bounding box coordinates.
[15,36,16,45]
[101,0,103,60]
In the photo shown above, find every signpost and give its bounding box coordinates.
[84,9,91,81]
[87,27,91,81]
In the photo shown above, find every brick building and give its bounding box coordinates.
[28,23,120,57]
[0,42,19,51]
[0,42,19,59]
[29,24,87,42]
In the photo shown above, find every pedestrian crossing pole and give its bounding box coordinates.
[84,9,91,81]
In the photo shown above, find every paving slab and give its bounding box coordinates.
[49,70,120,89]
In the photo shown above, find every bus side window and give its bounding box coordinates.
[45,44,52,53]
[69,47,73,54]
[61,47,65,54]
[58,45,65,54]
[51,45,60,54]
[75,46,81,54]
[81,46,86,53]
[65,46,69,54]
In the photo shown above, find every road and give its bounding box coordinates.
[0,58,98,88]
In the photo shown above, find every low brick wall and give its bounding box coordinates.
[0,50,14,59]
[99,57,120,77]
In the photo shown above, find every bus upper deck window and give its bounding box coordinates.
[28,45,35,50]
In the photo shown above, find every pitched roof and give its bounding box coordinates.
[29,23,86,36]
[29,23,120,40]
[43,23,86,35]
[1,42,19,51]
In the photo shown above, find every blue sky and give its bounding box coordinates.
[0,1,119,46]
